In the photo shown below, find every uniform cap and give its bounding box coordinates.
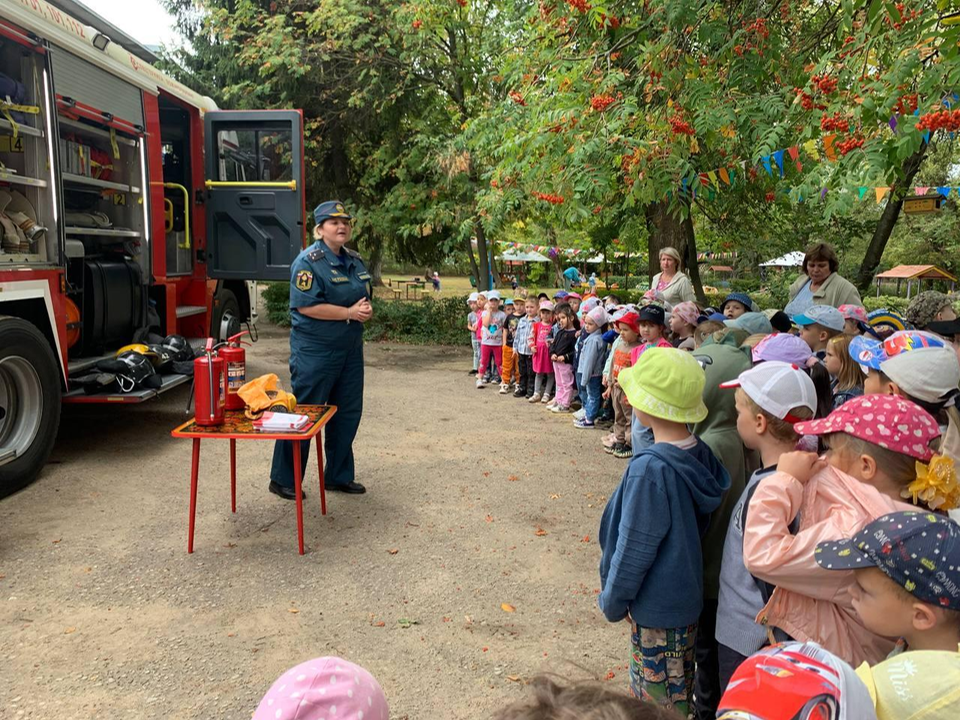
[793,305,845,332]
[313,200,352,225]
[794,394,940,461]
[816,511,960,608]
[720,361,818,421]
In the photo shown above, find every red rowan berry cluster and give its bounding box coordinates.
[811,74,837,94]
[590,94,616,112]
[836,137,864,155]
[509,91,526,106]
[566,0,589,12]
[917,109,960,133]
[668,114,695,135]
[412,19,422,29]
[893,94,918,115]
[820,113,850,132]
[532,191,565,204]
[794,89,827,111]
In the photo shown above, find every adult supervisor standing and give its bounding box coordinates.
[784,242,861,316]
[648,246,696,306]
[269,201,373,499]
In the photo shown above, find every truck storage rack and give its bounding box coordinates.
[62,372,191,404]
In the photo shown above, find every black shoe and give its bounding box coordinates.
[469,369,478,375]
[325,481,366,494]
[513,389,525,398]
[269,481,306,501]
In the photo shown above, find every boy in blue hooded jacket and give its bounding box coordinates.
[598,348,730,715]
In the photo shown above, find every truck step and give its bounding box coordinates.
[62,372,191,404]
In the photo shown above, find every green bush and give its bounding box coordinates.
[263,282,471,345]
[863,295,911,314]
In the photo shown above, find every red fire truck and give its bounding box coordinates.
[0,0,305,496]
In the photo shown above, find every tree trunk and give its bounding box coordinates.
[474,219,492,292]
[464,234,480,290]
[855,145,928,294]
[367,234,385,287]
[645,200,706,304]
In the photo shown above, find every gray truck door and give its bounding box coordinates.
[203,110,304,280]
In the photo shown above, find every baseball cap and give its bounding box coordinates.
[617,348,708,423]
[566,291,581,300]
[849,331,960,404]
[486,290,501,300]
[707,312,727,322]
[553,290,569,299]
[503,297,514,306]
[816,511,960,605]
[615,311,641,334]
[752,332,814,366]
[767,310,794,333]
[856,650,960,720]
[539,300,555,312]
[793,305,845,332]
[637,305,666,326]
[468,292,478,302]
[720,361,818,421]
[906,291,954,329]
[718,642,876,720]
[839,304,869,324]
[794,394,940,462]
[720,292,753,312]
[724,311,773,335]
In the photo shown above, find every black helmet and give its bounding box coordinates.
[163,334,194,362]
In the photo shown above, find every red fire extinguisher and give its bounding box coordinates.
[194,338,226,426]
[221,330,250,411]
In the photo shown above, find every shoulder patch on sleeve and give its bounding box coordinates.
[295,270,314,291]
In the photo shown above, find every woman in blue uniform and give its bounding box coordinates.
[269,201,373,498]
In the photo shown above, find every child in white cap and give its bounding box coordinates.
[467,293,480,375]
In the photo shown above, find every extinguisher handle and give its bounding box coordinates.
[227,330,250,346]
[205,337,214,353]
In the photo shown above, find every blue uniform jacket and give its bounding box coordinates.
[288,241,372,345]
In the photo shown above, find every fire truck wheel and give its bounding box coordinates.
[0,316,62,499]
[212,288,241,342]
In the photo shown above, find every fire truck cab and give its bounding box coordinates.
[0,0,305,496]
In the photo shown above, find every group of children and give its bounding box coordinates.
[468,282,960,718]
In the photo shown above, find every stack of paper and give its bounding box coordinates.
[253,412,310,432]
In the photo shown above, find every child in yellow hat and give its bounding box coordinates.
[597,347,731,714]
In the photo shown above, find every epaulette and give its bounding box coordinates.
[343,247,362,260]
[307,246,325,262]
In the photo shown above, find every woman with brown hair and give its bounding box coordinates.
[784,242,861,316]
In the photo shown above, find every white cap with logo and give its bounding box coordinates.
[720,360,818,421]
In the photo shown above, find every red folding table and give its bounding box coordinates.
[170,404,337,555]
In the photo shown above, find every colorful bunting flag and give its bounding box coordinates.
[787,146,802,171]
[772,149,786,177]
[718,167,731,185]
[823,135,838,161]
[915,186,929,196]
[858,186,868,200]
[876,187,890,203]
[761,156,773,176]
[707,170,719,188]
[802,140,819,161]
[937,186,952,199]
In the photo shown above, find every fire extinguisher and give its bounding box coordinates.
[221,330,250,411]
[194,338,226,426]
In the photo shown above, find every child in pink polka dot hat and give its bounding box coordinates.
[740,394,956,668]
[252,656,388,720]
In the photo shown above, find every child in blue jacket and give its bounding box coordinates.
[598,348,730,715]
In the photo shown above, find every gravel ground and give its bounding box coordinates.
[1,321,629,719]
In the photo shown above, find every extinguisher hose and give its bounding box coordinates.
[207,350,216,421]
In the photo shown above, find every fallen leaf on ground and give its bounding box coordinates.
[506,675,522,682]
[52,539,61,544]
[549,493,561,499]
[604,671,616,680]
[507,475,519,482]
[534,527,548,537]
[581,536,590,543]
[500,603,516,613]
[398,618,420,628]
[288,608,299,614]
[485,515,494,522]
[64,627,76,634]
[372,620,386,627]
[388,548,399,555]
[482,647,489,652]
[483,471,490,477]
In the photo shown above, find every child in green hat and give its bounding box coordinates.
[598,347,731,715]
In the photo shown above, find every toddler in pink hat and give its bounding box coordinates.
[252,657,388,720]
[741,394,952,667]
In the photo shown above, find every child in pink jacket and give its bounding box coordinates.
[742,394,949,667]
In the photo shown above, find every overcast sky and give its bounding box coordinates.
[79,0,182,48]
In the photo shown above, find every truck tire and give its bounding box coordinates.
[0,316,62,498]
[212,288,241,342]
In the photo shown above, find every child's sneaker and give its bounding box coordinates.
[499,384,510,394]
[528,393,542,403]
[602,432,618,448]
[550,404,570,413]
[540,394,552,404]
[513,388,525,398]
[595,417,613,428]
[476,377,485,389]
[613,444,633,459]
[573,418,595,429]
[603,442,618,454]
[573,408,586,420]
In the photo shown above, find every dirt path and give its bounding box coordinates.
[1,322,629,719]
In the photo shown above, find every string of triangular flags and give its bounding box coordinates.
[499,241,594,257]
[685,97,960,203]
